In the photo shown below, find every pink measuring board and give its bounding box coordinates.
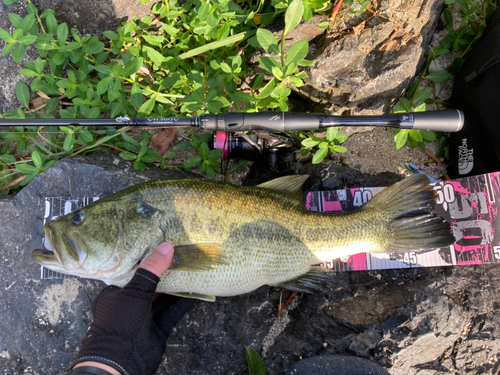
[306,172,500,272]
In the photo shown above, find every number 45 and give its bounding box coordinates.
[404,252,417,266]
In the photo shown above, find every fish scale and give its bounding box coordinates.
[33,174,455,301]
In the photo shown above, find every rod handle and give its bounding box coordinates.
[411,109,464,132]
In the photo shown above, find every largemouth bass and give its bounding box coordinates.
[33,174,454,301]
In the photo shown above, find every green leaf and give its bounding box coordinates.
[413,103,426,112]
[110,101,124,117]
[220,62,232,74]
[123,56,143,77]
[258,56,280,74]
[143,46,165,66]
[420,130,437,141]
[271,66,284,80]
[52,51,65,65]
[317,21,329,29]
[329,145,347,153]
[103,30,119,40]
[18,68,38,77]
[57,23,68,44]
[257,78,276,99]
[16,163,38,174]
[205,163,216,179]
[208,149,223,160]
[96,76,113,95]
[17,34,37,45]
[133,158,146,172]
[119,151,137,161]
[284,0,304,37]
[131,83,143,111]
[45,97,59,113]
[138,97,155,116]
[12,43,25,63]
[31,150,43,169]
[79,129,94,143]
[413,87,433,104]
[184,156,202,169]
[199,142,209,160]
[228,159,248,173]
[394,129,409,149]
[198,2,210,19]
[312,147,328,164]
[0,28,14,42]
[21,13,35,32]
[64,132,75,151]
[0,155,16,164]
[4,0,17,5]
[46,14,57,35]
[301,137,321,148]
[399,97,412,112]
[179,30,256,60]
[2,42,15,56]
[325,127,338,142]
[409,130,423,142]
[424,70,452,83]
[255,28,279,54]
[34,58,44,74]
[15,81,30,109]
[8,13,23,29]
[285,40,308,67]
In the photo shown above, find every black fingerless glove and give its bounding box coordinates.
[72,268,195,375]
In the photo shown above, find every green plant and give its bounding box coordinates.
[245,346,267,375]
[300,127,348,164]
[179,132,222,179]
[0,0,329,193]
[393,0,498,154]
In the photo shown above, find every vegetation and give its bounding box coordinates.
[0,0,497,194]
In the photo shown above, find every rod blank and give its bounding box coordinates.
[0,110,464,132]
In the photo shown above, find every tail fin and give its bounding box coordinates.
[363,174,455,252]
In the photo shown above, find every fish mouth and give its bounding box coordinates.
[31,248,66,272]
[33,222,85,272]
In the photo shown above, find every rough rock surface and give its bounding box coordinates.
[34,0,153,36]
[298,0,445,116]
[2,153,500,375]
[0,153,197,374]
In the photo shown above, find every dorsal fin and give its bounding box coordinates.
[256,175,310,200]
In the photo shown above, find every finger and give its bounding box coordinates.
[139,242,174,278]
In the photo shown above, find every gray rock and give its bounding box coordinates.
[298,0,445,116]
[348,328,383,357]
[0,152,196,374]
[35,0,153,36]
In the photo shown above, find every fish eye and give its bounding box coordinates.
[72,211,85,226]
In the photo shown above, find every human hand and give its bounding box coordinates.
[71,243,195,375]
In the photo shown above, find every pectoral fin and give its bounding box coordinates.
[170,244,228,271]
[272,266,331,293]
[166,292,216,302]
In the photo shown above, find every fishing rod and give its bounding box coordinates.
[0,110,464,167]
[0,109,464,132]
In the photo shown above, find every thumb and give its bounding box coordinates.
[139,242,174,278]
